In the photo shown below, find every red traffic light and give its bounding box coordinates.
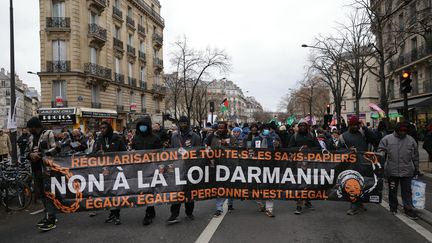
[402,71,411,79]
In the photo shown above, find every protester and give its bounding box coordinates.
[232,127,243,147]
[277,125,291,148]
[243,123,260,148]
[0,129,12,161]
[378,121,420,220]
[252,123,281,217]
[93,121,127,225]
[86,133,95,154]
[339,116,377,216]
[69,129,88,153]
[167,116,201,224]
[373,121,389,151]
[130,116,162,226]
[326,130,343,151]
[25,117,58,231]
[240,123,250,140]
[287,121,319,215]
[206,121,236,217]
[17,128,30,157]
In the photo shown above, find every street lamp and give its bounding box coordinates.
[27,71,38,75]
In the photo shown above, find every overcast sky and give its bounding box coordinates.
[0,0,351,111]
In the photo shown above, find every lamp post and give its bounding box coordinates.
[9,0,18,163]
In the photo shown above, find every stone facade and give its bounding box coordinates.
[38,0,166,131]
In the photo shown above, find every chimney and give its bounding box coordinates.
[0,68,4,75]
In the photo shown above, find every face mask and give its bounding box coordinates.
[263,129,270,136]
[139,125,148,133]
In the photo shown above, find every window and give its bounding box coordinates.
[411,37,418,52]
[154,73,159,85]
[52,40,66,61]
[52,1,65,17]
[140,41,145,52]
[139,15,144,25]
[1,81,5,87]
[129,92,135,104]
[52,80,67,100]
[91,85,100,103]
[127,7,132,17]
[128,34,133,45]
[6,90,10,96]
[140,66,145,81]
[90,12,98,24]
[398,13,404,31]
[128,62,133,78]
[115,27,121,39]
[141,94,146,110]
[155,99,160,111]
[115,58,120,73]
[116,89,122,105]
[153,48,158,58]
[90,47,97,64]
[6,98,10,106]
[114,0,120,8]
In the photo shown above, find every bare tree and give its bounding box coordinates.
[170,36,231,119]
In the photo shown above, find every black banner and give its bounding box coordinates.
[43,148,384,213]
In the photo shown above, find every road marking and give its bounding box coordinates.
[195,201,228,243]
[380,201,432,242]
[29,209,45,215]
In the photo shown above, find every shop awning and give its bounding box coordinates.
[388,96,432,109]
[78,107,118,118]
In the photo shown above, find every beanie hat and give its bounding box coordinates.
[395,121,409,132]
[27,117,42,128]
[232,127,242,133]
[348,116,360,126]
[179,116,189,124]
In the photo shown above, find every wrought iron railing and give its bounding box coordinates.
[139,51,146,61]
[128,77,137,87]
[88,24,107,41]
[134,0,165,26]
[84,63,112,79]
[127,16,135,28]
[113,38,123,50]
[46,17,70,29]
[115,73,124,83]
[127,45,136,56]
[140,81,147,90]
[47,61,71,72]
[113,6,123,19]
[152,33,163,45]
[138,24,146,35]
[153,58,163,68]
[92,102,102,108]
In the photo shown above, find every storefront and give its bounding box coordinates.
[77,107,118,133]
[38,107,77,133]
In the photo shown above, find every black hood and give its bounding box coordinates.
[136,116,152,136]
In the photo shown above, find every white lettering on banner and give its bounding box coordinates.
[298,169,312,185]
[51,176,66,194]
[230,166,246,183]
[68,175,86,193]
[216,165,230,181]
[137,171,150,188]
[321,169,334,185]
[248,167,262,183]
[188,166,204,184]
[88,174,104,192]
[150,169,168,187]
[113,172,130,190]
[281,168,296,184]
[263,167,280,183]
[174,168,187,185]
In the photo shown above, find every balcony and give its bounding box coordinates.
[138,24,146,36]
[113,37,124,51]
[92,102,102,108]
[112,6,123,21]
[46,17,70,31]
[152,84,167,95]
[88,0,107,12]
[88,24,107,45]
[127,45,136,58]
[51,101,68,108]
[128,77,137,87]
[142,108,147,113]
[394,44,432,70]
[153,58,163,71]
[47,61,71,72]
[134,0,165,27]
[139,51,146,63]
[117,105,125,112]
[152,33,163,47]
[140,81,147,90]
[126,16,135,30]
[114,73,124,83]
[84,63,112,80]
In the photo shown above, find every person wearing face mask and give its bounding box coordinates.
[130,116,162,226]
[252,123,281,217]
[378,121,420,220]
[232,127,243,147]
[93,121,127,225]
[339,116,377,216]
[206,121,236,217]
[287,121,319,215]
[167,116,201,224]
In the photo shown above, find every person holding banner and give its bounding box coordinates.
[339,116,377,216]
[93,121,127,225]
[378,121,420,220]
[167,116,201,224]
[206,121,236,217]
[25,117,58,231]
[130,116,162,226]
[287,121,320,215]
[243,123,260,148]
[252,123,281,217]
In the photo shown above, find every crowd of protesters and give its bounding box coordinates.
[0,114,425,231]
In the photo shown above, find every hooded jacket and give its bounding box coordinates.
[93,125,127,153]
[171,127,201,148]
[131,116,162,150]
[378,132,419,177]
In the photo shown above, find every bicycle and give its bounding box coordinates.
[0,159,33,211]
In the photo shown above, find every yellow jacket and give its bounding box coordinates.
[0,133,12,156]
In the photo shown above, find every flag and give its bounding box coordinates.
[220,98,228,113]
[286,115,295,126]
[330,113,337,126]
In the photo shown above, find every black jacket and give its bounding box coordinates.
[17,133,30,155]
[171,129,201,148]
[131,116,162,150]
[288,132,320,150]
[277,131,292,149]
[93,127,127,153]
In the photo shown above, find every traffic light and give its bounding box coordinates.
[209,102,215,112]
[400,71,412,94]
[326,104,331,114]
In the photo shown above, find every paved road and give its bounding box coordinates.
[0,199,429,243]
